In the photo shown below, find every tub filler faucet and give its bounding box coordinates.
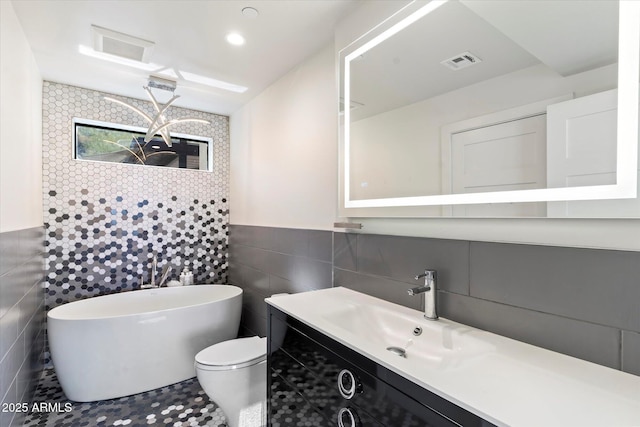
[140,255,172,289]
[408,269,438,320]
[150,255,157,287]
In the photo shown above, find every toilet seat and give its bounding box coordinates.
[195,336,266,371]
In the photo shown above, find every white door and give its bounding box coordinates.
[546,89,640,217]
[450,114,547,217]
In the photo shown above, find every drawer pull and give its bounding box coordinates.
[338,369,361,399]
[337,407,359,427]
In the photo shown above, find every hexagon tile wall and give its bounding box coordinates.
[42,81,230,311]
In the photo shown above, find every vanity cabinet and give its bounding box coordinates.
[267,306,495,427]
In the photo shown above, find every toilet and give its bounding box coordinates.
[195,336,267,427]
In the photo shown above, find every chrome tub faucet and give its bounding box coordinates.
[150,255,157,287]
[140,255,172,289]
[408,269,438,320]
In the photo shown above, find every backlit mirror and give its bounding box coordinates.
[341,0,639,217]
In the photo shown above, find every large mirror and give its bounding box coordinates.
[341,0,639,217]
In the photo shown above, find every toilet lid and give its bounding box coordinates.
[195,336,266,367]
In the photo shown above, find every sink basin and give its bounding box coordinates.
[323,302,493,367]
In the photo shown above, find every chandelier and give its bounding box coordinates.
[104,76,210,147]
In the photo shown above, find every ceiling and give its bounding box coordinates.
[348,0,619,121]
[11,0,359,115]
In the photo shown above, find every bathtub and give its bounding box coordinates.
[47,285,242,402]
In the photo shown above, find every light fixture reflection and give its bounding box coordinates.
[179,71,248,93]
[79,45,248,93]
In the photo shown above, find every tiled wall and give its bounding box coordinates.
[228,225,332,336]
[0,227,45,427]
[42,81,230,313]
[229,225,640,376]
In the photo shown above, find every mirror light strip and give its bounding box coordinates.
[344,0,639,209]
[344,1,449,64]
[616,0,640,195]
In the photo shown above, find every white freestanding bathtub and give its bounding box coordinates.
[47,285,242,402]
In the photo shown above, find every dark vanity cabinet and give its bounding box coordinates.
[267,306,495,427]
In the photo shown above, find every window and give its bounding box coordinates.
[73,119,213,171]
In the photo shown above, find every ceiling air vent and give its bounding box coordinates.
[92,25,154,63]
[441,51,482,71]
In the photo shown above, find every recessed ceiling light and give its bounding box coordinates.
[225,32,246,46]
[242,7,259,18]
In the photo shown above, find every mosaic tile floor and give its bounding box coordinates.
[23,369,227,427]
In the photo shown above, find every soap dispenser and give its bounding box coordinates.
[180,267,190,286]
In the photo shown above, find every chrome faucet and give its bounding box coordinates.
[408,269,438,320]
[150,255,157,287]
[157,264,172,287]
[140,255,172,289]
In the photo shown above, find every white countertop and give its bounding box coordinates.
[265,287,640,427]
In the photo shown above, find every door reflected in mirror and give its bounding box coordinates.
[342,0,639,217]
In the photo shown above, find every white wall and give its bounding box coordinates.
[0,1,43,232]
[230,45,338,230]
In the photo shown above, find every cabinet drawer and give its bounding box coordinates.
[272,312,462,427]
[269,369,332,427]
[271,347,383,426]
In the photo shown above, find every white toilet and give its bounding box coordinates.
[195,336,267,427]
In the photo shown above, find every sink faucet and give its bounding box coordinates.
[408,269,438,320]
